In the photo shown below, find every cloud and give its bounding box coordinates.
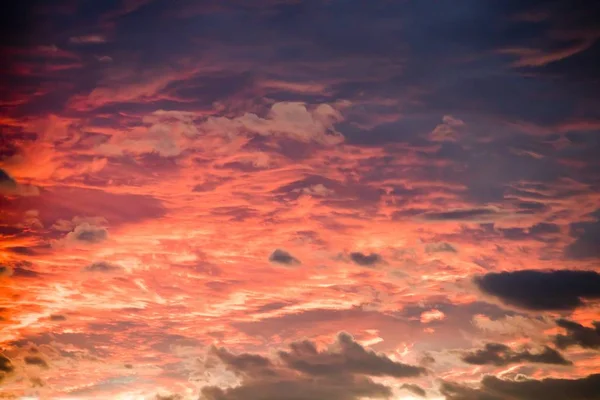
[441,373,600,400]
[0,168,39,197]
[203,332,425,400]
[69,35,107,44]
[428,115,465,142]
[420,309,446,324]
[0,265,13,277]
[24,355,49,368]
[421,208,500,222]
[462,343,571,366]
[425,242,457,253]
[401,383,426,397]
[269,249,300,266]
[555,319,600,350]
[349,252,384,267]
[83,261,123,273]
[0,354,14,383]
[565,211,600,259]
[198,102,345,145]
[54,219,109,248]
[474,270,600,310]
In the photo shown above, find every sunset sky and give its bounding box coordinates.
[1,1,600,399]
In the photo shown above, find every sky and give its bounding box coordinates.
[1,0,600,399]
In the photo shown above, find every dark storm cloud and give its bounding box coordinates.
[73,226,108,243]
[474,269,600,310]
[565,210,600,259]
[269,249,300,266]
[441,373,600,400]
[50,314,67,321]
[462,343,570,366]
[203,332,425,400]
[555,319,600,350]
[349,252,384,267]
[24,355,48,368]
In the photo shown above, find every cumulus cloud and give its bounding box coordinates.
[198,102,345,145]
[474,269,600,311]
[428,115,466,142]
[554,319,600,350]
[202,332,425,400]
[461,343,571,366]
[425,242,457,253]
[441,373,600,400]
[269,249,300,266]
[54,217,108,248]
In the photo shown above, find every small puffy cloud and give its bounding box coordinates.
[198,102,345,145]
[53,217,108,248]
[420,309,446,324]
[0,168,39,197]
[83,261,123,273]
[269,249,300,266]
[350,252,384,267]
[461,343,571,366]
[554,319,600,350]
[69,35,107,44]
[475,269,600,311]
[428,115,466,142]
[24,355,49,368]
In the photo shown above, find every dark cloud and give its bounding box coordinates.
[24,355,48,368]
[155,395,183,400]
[203,332,425,400]
[401,383,426,397]
[441,373,600,400]
[0,265,13,277]
[49,314,67,321]
[72,226,108,243]
[349,252,384,267]
[475,269,600,310]
[565,211,600,259]
[0,354,14,383]
[278,332,425,378]
[462,343,571,366]
[422,208,499,222]
[555,319,600,350]
[83,261,123,273]
[269,249,300,266]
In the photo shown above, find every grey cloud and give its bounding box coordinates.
[565,211,600,259]
[203,332,425,400]
[422,208,499,222]
[24,355,49,368]
[441,373,600,400]
[401,383,427,397]
[84,261,123,273]
[462,343,571,366]
[555,319,600,350]
[269,249,301,266]
[349,252,384,267]
[475,269,600,311]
